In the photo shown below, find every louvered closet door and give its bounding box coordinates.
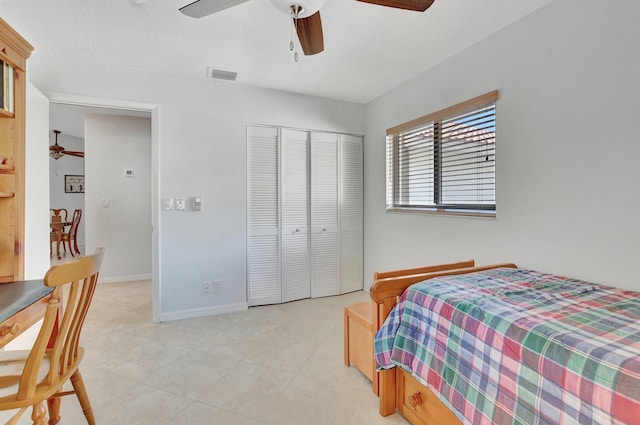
[247,126,281,306]
[340,135,364,294]
[310,132,340,298]
[280,129,311,303]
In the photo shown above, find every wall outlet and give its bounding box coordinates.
[212,280,222,293]
[202,282,212,294]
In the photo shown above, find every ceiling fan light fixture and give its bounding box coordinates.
[270,0,325,18]
[49,129,84,160]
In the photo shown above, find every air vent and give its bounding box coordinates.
[206,67,237,81]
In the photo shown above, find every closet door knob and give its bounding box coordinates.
[322,228,326,232]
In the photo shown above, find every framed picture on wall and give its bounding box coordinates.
[64,175,85,193]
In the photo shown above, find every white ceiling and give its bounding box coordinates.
[1,0,552,104]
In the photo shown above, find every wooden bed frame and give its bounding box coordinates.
[369,260,518,425]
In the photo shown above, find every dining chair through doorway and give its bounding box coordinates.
[49,209,68,225]
[0,247,105,425]
[50,209,82,258]
[64,209,82,256]
[49,209,69,259]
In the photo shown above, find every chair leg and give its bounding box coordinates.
[47,397,61,425]
[71,370,95,425]
[30,402,48,425]
[66,240,75,257]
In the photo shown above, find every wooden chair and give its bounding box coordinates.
[0,248,105,425]
[63,209,82,256]
[49,209,68,224]
[51,209,82,258]
[49,209,69,258]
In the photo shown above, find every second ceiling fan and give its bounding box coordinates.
[50,130,84,160]
[179,0,435,56]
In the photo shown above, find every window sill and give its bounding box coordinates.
[385,207,496,219]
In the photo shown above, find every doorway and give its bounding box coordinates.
[47,94,160,322]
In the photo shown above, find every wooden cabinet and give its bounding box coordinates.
[0,19,33,283]
[397,368,460,425]
[343,301,375,385]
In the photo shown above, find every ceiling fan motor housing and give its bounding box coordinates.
[270,0,325,18]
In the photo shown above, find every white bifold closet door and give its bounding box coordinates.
[247,126,280,306]
[340,134,363,294]
[280,129,311,303]
[310,132,340,298]
[248,126,362,306]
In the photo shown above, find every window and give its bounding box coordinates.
[386,90,498,216]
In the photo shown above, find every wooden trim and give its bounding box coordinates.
[0,18,34,71]
[14,67,25,280]
[371,263,516,305]
[386,90,499,136]
[0,295,49,347]
[0,18,32,282]
[374,260,474,280]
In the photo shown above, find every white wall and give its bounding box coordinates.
[10,82,51,352]
[364,0,640,291]
[26,58,365,320]
[85,114,152,281]
[48,133,85,251]
[24,82,50,280]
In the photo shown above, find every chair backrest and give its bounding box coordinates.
[50,208,68,223]
[68,209,82,238]
[16,248,104,400]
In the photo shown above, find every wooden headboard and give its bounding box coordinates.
[369,260,518,417]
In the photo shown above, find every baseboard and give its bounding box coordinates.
[99,273,152,283]
[158,302,248,322]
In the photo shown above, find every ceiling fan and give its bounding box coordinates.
[50,130,84,160]
[179,0,435,56]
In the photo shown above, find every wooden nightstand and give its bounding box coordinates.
[344,300,377,394]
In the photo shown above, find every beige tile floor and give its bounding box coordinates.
[1,279,409,424]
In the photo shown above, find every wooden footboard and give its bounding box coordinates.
[369,260,517,424]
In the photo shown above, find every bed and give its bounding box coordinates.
[369,260,640,425]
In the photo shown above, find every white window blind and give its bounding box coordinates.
[386,90,498,215]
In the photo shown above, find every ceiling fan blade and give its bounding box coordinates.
[356,0,434,12]
[296,11,324,55]
[179,0,251,18]
[62,151,84,158]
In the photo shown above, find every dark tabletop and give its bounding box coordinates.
[0,280,53,323]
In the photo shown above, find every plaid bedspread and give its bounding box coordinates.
[374,268,640,425]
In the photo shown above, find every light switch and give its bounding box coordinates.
[175,198,185,211]
[161,197,173,211]
[101,198,110,208]
[192,196,202,211]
